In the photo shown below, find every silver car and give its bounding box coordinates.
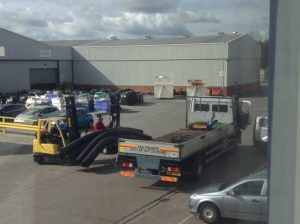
[189,170,268,223]
[14,105,59,124]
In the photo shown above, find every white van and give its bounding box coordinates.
[253,113,268,150]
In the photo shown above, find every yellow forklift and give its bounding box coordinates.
[33,96,81,164]
[33,117,69,164]
[32,95,122,165]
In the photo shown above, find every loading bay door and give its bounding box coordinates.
[29,68,59,89]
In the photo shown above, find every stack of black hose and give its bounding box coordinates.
[60,127,152,167]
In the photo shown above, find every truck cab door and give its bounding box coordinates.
[238,100,251,130]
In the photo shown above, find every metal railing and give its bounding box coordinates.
[0,116,39,134]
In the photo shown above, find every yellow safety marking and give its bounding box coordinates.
[167,172,181,177]
[119,144,138,148]
[160,176,178,182]
[0,116,38,132]
[160,148,179,152]
[120,171,135,177]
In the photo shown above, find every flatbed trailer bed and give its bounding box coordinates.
[154,129,208,143]
[117,96,250,182]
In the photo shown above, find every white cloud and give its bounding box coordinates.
[106,0,180,13]
[0,0,269,40]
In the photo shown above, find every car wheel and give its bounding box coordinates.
[198,203,220,224]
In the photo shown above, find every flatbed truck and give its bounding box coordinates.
[116,96,251,182]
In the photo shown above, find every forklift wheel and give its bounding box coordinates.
[34,155,44,165]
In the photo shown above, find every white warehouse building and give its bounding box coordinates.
[72,34,261,95]
[0,27,261,96]
[0,28,73,92]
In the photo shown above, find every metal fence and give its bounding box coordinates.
[0,116,38,134]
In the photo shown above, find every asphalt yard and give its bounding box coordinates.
[0,95,267,224]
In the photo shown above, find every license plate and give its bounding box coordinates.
[139,168,152,174]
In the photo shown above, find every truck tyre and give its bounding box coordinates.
[191,154,204,181]
[253,139,260,152]
[198,203,220,224]
[232,138,238,151]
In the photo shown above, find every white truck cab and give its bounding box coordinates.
[253,113,268,150]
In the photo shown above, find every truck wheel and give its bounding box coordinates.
[191,154,204,181]
[253,139,260,152]
[232,139,238,151]
[198,203,220,224]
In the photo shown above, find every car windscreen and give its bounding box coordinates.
[218,180,236,191]
[262,118,268,127]
[22,108,42,115]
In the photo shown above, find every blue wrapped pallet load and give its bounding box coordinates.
[75,93,94,112]
[94,91,111,112]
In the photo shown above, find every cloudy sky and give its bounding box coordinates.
[0,0,269,41]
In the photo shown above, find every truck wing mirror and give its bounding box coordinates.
[241,100,251,113]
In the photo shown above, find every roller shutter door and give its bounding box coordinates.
[30,69,58,89]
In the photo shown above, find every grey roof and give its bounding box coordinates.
[43,40,96,47]
[0,27,51,48]
[80,34,244,47]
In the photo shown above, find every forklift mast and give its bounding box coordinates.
[65,96,80,141]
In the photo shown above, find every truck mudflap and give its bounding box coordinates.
[119,170,179,183]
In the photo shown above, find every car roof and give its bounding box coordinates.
[76,107,88,111]
[31,105,57,109]
[0,104,24,108]
[41,117,67,121]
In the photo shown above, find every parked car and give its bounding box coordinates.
[189,169,268,223]
[5,93,19,104]
[253,113,268,150]
[0,104,26,117]
[0,93,7,104]
[119,89,144,105]
[58,107,93,131]
[14,105,60,124]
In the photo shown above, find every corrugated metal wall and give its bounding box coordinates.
[0,60,72,92]
[227,59,260,86]
[74,59,226,86]
[73,43,228,61]
[73,43,228,87]
[0,61,31,91]
[227,35,261,86]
